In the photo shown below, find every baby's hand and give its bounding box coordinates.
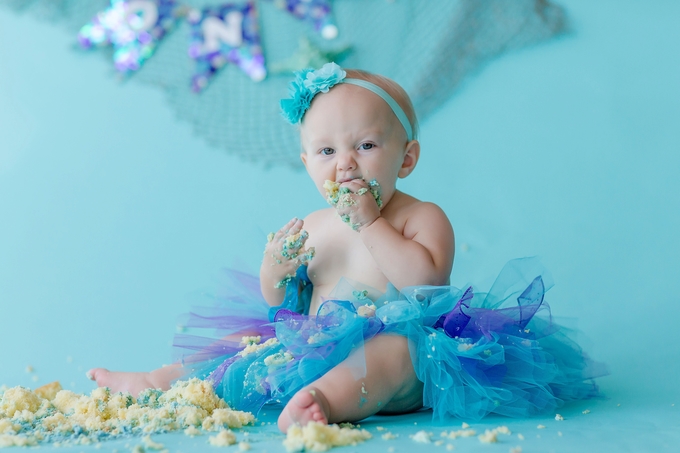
[335,179,381,232]
[263,218,315,288]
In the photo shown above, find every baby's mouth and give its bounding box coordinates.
[336,177,363,184]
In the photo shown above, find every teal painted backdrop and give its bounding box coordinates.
[1,1,679,451]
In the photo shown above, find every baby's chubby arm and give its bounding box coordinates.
[360,202,454,289]
[260,217,315,306]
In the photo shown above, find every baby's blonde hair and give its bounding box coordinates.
[344,69,419,140]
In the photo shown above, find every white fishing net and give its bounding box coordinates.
[0,0,565,168]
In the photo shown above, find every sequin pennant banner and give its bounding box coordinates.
[77,0,179,74]
[187,2,266,92]
[268,0,337,40]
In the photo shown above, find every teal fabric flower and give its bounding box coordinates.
[280,63,347,124]
[303,62,346,94]
[280,68,314,124]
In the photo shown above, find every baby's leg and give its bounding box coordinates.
[87,331,260,396]
[87,364,185,397]
[278,334,422,432]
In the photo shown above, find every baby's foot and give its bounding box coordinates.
[86,368,159,397]
[278,387,329,433]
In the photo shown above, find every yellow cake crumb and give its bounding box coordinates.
[446,444,454,451]
[447,429,476,439]
[582,409,591,415]
[381,432,398,440]
[239,441,251,451]
[34,381,62,401]
[209,429,237,447]
[264,352,294,367]
[461,422,470,429]
[142,435,164,450]
[202,408,254,431]
[0,378,253,446]
[537,424,546,429]
[434,439,444,446]
[510,447,522,453]
[357,304,377,318]
[411,430,432,443]
[375,426,385,431]
[517,433,524,440]
[283,421,371,452]
[0,434,38,448]
[555,413,564,421]
[0,419,15,435]
[478,429,498,443]
[25,366,34,374]
[184,426,201,436]
[496,426,511,435]
[240,336,262,346]
[307,333,330,345]
[239,338,279,357]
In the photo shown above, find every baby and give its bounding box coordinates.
[89,63,600,432]
[262,64,454,430]
[89,63,455,431]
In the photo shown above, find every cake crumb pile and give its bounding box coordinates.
[283,421,372,452]
[0,378,254,447]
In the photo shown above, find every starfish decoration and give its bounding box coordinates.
[78,0,179,74]
[269,37,351,75]
[187,1,266,92]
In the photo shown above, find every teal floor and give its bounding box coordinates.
[1,1,679,451]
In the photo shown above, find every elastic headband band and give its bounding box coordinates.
[280,62,414,141]
[342,78,413,142]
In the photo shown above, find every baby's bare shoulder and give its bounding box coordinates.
[397,195,448,222]
[400,199,453,238]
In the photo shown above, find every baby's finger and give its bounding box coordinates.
[349,179,369,190]
[341,179,367,191]
[296,246,316,264]
[285,218,304,238]
[274,217,298,241]
[288,219,304,234]
[284,229,309,251]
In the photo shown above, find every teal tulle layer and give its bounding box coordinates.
[173,257,606,420]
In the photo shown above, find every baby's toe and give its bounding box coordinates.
[86,368,108,383]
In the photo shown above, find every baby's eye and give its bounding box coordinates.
[359,143,374,150]
[320,148,335,155]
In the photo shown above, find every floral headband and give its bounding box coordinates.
[280,63,414,141]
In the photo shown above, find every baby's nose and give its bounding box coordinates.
[336,152,357,171]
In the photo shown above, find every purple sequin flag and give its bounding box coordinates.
[78,0,179,74]
[267,0,337,40]
[188,2,266,92]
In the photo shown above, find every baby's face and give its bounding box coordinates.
[300,84,409,207]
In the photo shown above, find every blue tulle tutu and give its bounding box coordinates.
[173,258,606,420]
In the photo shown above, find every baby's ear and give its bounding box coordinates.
[300,152,308,169]
[398,140,420,178]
